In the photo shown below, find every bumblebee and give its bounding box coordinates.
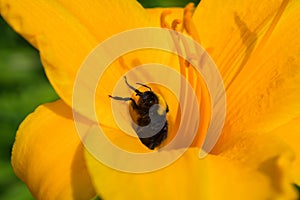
[109,76,169,150]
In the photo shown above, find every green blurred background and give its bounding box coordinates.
[0,0,200,199]
[0,17,58,199]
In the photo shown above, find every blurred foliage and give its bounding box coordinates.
[0,16,58,199]
[137,0,200,8]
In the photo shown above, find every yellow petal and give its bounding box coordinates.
[11,100,96,200]
[0,0,149,110]
[85,145,296,200]
[213,0,300,145]
[194,0,300,149]
[218,131,297,199]
[193,0,288,84]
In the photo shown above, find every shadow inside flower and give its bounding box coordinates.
[226,13,258,89]
[258,155,284,193]
[71,142,97,199]
[46,101,96,199]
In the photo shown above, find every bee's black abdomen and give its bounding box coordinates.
[137,121,168,150]
[137,115,151,127]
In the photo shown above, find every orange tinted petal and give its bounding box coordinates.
[194,0,300,155]
[193,0,287,84]
[210,0,300,147]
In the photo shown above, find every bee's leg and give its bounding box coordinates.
[135,83,152,91]
[108,95,139,110]
[124,76,142,96]
[166,104,169,113]
[129,98,139,110]
[108,95,131,101]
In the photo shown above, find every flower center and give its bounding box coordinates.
[97,4,211,151]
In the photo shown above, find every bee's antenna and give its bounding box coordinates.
[136,83,152,91]
[124,76,142,96]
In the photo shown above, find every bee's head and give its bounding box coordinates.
[137,91,159,109]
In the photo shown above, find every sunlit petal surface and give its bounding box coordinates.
[194,0,300,179]
[0,0,149,109]
[11,100,96,200]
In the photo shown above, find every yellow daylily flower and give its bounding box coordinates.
[1,0,300,199]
